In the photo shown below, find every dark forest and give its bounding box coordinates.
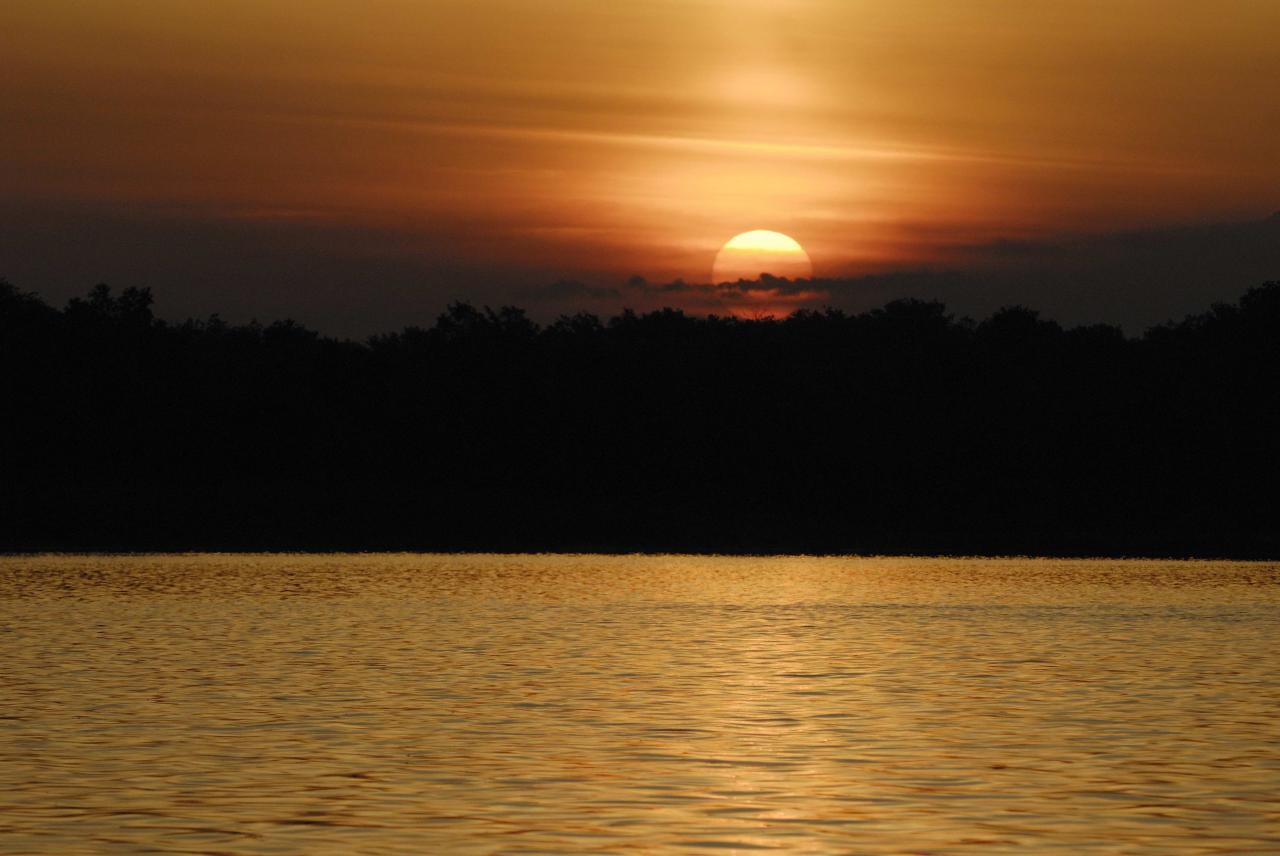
[3,279,1278,556]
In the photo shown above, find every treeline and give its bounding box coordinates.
[2,279,1278,556]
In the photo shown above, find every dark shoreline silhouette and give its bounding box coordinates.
[2,278,1278,558]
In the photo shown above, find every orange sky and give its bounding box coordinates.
[2,1,1278,326]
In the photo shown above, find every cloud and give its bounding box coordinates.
[3,199,1276,336]
[521,279,621,301]
[611,213,1280,328]
[720,274,824,296]
[616,274,830,317]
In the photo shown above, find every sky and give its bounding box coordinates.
[2,0,1278,334]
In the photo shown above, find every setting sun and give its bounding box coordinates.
[712,230,813,284]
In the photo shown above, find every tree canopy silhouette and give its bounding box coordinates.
[1,278,1277,556]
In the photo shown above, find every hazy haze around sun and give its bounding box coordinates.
[712,231,813,284]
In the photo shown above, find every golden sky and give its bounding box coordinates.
[2,1,1278,324]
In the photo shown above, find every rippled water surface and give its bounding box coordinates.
[1,554,1278,854]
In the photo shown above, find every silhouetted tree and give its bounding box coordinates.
[1,278,1277,556]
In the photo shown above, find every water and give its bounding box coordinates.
[1,554,1277,854]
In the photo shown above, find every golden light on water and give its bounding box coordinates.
[2,554,1278,851]
[712,230,813,283]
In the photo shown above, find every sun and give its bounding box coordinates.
[712,230,813,284]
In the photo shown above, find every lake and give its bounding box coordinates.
[1,554,1277,853]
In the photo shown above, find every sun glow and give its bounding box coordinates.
[712,230,813,284]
